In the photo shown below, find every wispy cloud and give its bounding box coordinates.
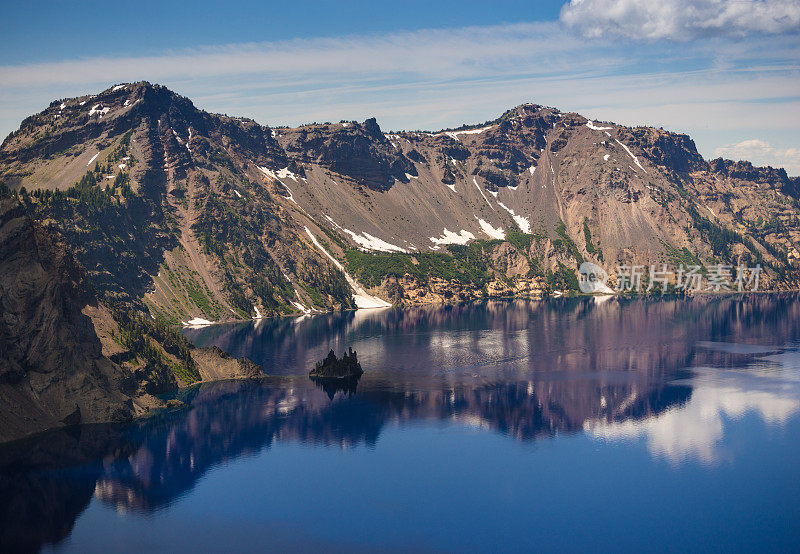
[0,18,798,174]
[560,0,800,41]
[0,23,587,87]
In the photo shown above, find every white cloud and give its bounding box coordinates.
[560,0,800,40]
[714,138,800,175]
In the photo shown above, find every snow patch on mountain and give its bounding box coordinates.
[346,230,409,253]
[86,153,99,166]
[586,120,612,131]
[291,301,311,314]
[473,178,494,209]
[280,182,297,204]
[182,317,214,327]
[278,167,304,181]
[323,214,342,229]
[429,229,475,246]
[324,215,408,253]
[88,104,110,117]
[475,217,505,239]
[441,125,495,141]
[615,139,647,173]
[259,166,306,182]
[497,202,531,234]
[352,295,391,310]
[304,227,391,309]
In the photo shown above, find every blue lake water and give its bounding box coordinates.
[2,296,800,552]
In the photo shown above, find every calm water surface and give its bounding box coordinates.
[2,296,800,552]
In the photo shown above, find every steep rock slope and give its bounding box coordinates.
[0,198,260,443]
[2,83,799,318]
[272,106,800,293]
[0,83,356,323]
[0,198,133,440]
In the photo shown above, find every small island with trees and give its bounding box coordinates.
[309,348,364,379]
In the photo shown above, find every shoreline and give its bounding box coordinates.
[177,289,800,328]
[6,291,798,446]
[0,372,273,448]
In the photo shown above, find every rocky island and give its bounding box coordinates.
[310,348,364,379]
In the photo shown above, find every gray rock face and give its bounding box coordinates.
[281,118,416,191]
[0,199,133,442]
[190,345,262,381]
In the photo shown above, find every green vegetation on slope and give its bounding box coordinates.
[554,220,584,266]
[546,262,580,291]
[111,306,201,385]
[193,179,354,314]
[583,218,603,262]
[345,242,491,288]
[683,199,788,280]
[21,166,176,304]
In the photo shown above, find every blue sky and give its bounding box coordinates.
[2,0,799,174]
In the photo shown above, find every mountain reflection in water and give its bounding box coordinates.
[2,296,800,552]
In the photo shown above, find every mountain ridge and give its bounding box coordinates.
[1,81,798,325]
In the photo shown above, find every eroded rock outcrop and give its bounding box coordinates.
[0,199,263,443]
[280,118,417,191]
[0,198,134,441]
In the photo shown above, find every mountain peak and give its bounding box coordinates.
[2,83,799,317]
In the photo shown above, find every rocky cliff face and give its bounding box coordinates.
[0,198,261,443]
[0,198,134,441]
[280,117,416,191]
[1,82,798,323]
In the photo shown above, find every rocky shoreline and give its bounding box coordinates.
[0,198,264,444]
